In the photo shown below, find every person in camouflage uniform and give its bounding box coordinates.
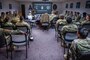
[56,15,67,31]
[61,17,78,35]
[81,14,90,25]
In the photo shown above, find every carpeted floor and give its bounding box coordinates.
[0,28,64,60]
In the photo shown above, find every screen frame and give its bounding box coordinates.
[32,2,52,14]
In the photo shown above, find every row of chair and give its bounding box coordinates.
[56,23,90,60]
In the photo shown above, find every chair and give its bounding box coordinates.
[9,32,28,60]
[0,33,10,59]
[56,24,64,42]
[41,22,50,30]
[16,25,31,45]
[63,31,77,53]
[82,23,90,31]
[40,13,50,30]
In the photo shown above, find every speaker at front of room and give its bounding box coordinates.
[53,4,57,10]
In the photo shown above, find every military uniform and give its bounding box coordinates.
[16,21,31,30]
[61,24,78,35]
[49,14,57,22]
[71,38,90,53]
[56,19,67,25]
[11,16,20,24]
[40,13,49,23]
[81,20,90,25]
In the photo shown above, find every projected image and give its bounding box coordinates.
[33,2,52,14]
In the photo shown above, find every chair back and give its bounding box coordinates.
[10,33,27,46]
[82,23,90,31]
[16,25,29,33]
[64,31,77,42]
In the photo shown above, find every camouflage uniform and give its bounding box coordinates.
[61,24,78,35]
[16,21,31,30]
[71,38,90,53]
[56,19,67,25]
[40,13,49,23]
[81,20,90,25]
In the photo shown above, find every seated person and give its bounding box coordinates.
[64,27,90,60]
[61,17,78,35]
[40,13,50,23]
[11,13,20,24]
[28,13,33,20]
[56,14,66,31]
[81,14,90,25]
[3,17,13,26]
[70,27,90,60]
[49,11,58,22]
[16,16,31,30]
[61,17,78,46]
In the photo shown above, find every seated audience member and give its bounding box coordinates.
[81,14,90,25]
[0,12,6,22]
[49,11,58,22]
[16,16,31,30]
[70,27,90,59]
[61,17,78,35]
[61,17,78,46]
[56,14,66,30]
[74,12,81,22]
[40,13,50,23]
[12,12,20,24]
[64,27,90,60]
[80,12,87,23]
[3,17,13,26]
[56,15,67,25]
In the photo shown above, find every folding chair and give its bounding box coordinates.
[16,25,32,44]
[41,22,50,30]
[82,23,90,31]
[0,33,10,59]
[56,24,64,42]
[9,32,28,60]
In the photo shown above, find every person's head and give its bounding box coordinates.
[77,27,88,39]
[19,16,24,22]
[59,14,64,19]
[4,17,9,23]
[86,14,90,21]
[83,12,87,18]
[66,17,72,24]
[6,12,9,15]
[1,12,5,17]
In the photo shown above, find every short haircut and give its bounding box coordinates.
[66,17,72,24]
[78,27,88,39]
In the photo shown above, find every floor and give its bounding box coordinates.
[0,27,64,60]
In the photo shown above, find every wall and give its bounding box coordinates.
[0,0,19,15]
[19,1,62,18]
[61,0,90,14]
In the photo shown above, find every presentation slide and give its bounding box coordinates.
[33,2,52,14]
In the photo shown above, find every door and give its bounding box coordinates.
[21,4,25,18]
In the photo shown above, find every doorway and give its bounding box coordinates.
[21,4,25,18]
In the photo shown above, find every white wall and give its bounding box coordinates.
[0,0,19,15]
[61,0,90,14]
